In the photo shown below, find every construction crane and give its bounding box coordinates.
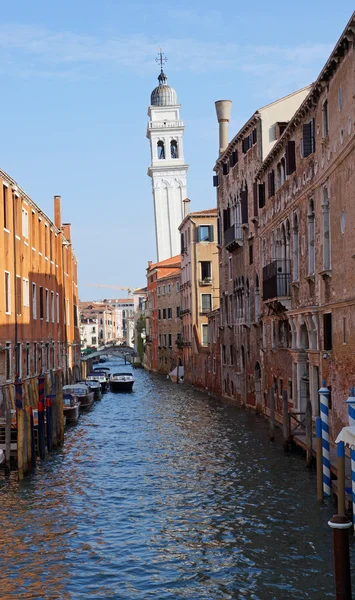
[85,283,133,297]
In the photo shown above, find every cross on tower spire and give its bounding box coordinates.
[155,48,168,73]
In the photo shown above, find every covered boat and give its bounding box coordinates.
[87,371,108,392]
[110,372,134,392]
[63,394,80,423]
[85,380,102,400]
[168,365,184,383]
[62,384,94,410]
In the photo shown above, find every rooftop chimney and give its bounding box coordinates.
[54,195,61,229]
[183,198,191,218]
[62,223,71,242]
[215,100,232,155]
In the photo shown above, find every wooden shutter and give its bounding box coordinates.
[217,216,221,244]
[258,183,265,208]
[253,182,258,217]
[286,140,296,175]
[223,208,230,231]
[252,128,257,144]
[303,122,312,157]
[268,170,275,198]
[240,190,248,224]
[223,163,229,176]
[213,175,219,187]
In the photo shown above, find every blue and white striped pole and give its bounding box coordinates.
[346,387,355,529]
[319,380,331,497]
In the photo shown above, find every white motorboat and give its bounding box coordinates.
[84,380,102,401]
[63,394,80,423]
[62,384,94,410]
[109,372,134,392]
[87,371,108,392]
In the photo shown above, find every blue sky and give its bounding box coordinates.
[0,1,353,299]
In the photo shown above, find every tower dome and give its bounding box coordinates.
[150,71,178,106]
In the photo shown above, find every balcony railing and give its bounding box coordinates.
[263,259,291,301]
[224,224,243,252]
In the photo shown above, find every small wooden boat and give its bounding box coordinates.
[63,394,80,423]
[110,372,134,392]
[62,384,94,410]
[87,371,108,392]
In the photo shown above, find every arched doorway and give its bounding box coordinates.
[255,361,262,413]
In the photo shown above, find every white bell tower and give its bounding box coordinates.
[147,52,188,262]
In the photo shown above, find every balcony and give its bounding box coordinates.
[199,277,212,286]
[263,259,291,309]
[224,224,243,252]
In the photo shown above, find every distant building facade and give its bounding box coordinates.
[156,268,182,374]
[179,209,219,386]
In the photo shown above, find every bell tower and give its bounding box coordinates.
[147,51,189,262]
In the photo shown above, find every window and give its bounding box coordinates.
[201,294,212,312]
[322,100,329,137]
[201,261,211,281]
[308,200,315,275]
[26,344,30,377]
[322,187,330,270]
[31,211,36,248]
[32,283,37,319]
[292,213,299,281]
[45,224,48,257]
[45,289,49,321]
[202,324,209,346]
[286,140,296,175]
[176,281,180,292]
[73,304,78,327]
[157,140,165,159]
[56,293,59,323]
[162,286,166,296]
[22,208,29,239]
[168,333,172,347]
[170,140,178,159]
[230,344,234,365]
[5,342,11,380]
[168,308,172,319]
[199,225,214,242]
[324,313,332,351]
[255,274,260,319]
[16,276,22,315]
[3,185,8,229]
[176,306,180,318]
[39,287,44,319]
[163,308,167,319]
[303,119,315,157]
[4,271,10,313]
[50,230,53,261]
[157,286,161,296]
[222,344,226,364]
[268,170,275,198]
[38,218,42,253]
[342,317,347,344]
[158,309,161,320]
[258,183,265,209]
[249,244,253,265]
[23,278,29,307]
[167,284,171,294]
[51,291,55,323]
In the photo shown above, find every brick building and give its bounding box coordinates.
[144,255,181,372]
[0,173,80,384]
[214,89,309,405]
[179,209,219,386]
[156,268,182,374]
[213,11,355,439]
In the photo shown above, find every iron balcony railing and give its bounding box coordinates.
[224,224,243,252]
[262,259,291,301]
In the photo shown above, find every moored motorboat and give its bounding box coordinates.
[63,394,80,423]
[87,371,108,392]
[85,380,102,401]
[62,384,94,410]
[110,372,134,392]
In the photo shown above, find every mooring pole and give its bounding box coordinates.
[269,386,275,442]
[328,514,352,600]
[337,441,345,516]
[319,381,331,497]
[316,417,323,503]
[46,396,53,453]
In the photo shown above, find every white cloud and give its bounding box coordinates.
[0,23,332,84]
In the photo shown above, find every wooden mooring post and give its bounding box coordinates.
[269,385,275,442]
[282,390,290,451]
[305,399,313,467]
[328,515,353,600]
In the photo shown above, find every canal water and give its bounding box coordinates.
[0,362,354,599]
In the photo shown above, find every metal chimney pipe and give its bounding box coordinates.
[215,100,232,155]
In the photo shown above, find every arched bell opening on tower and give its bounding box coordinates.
[157,140,165,160]
[170,140,178,159]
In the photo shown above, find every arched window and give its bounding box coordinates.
[157,141,165,159]
[293,213,299,281]
[322,188,330,270]
[170,140,178,159]
[280,157,286,185]
[308,199,315,275]
[255,274,260,319]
